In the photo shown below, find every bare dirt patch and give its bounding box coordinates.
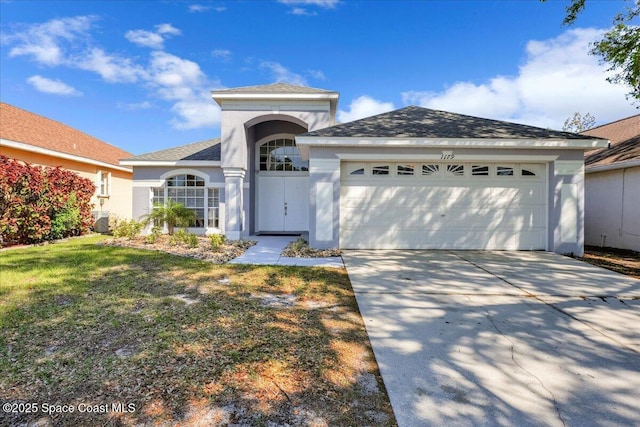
[579,246,640,279]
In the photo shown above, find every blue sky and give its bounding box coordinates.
[1,0,637,156]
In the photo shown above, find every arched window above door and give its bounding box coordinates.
[258,138,308,172]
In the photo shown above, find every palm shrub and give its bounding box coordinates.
[142,199,196,235]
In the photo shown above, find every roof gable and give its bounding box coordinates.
[0,102,132,167]
[302,106,593,140]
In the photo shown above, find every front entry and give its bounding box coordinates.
[256,137,309,233]
[258,176,309,232]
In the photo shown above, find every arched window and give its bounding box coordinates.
[258,138,308,171]
[152,174,220,228]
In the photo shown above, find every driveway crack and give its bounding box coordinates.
[483,310,567,427]
[449,251,639,354]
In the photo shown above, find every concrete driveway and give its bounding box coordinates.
[342,250,640,427]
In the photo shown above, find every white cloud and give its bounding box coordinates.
[278,0,339,8]
[125,30,164,49]
[4,16,220,130]
[117,101,153,110]
[75,48,147,83]
[188,4,211,12]
[27,75,83,96]
[337,95,395,123]
[212,49,232,61]
[125,23,181,50]
[260,61,307,86]
[170,98,221,130]
[147,51,221,129]
[5,15,96,66]
[307,69,326,80]
[291,8,317,16]
[402,28,637,129]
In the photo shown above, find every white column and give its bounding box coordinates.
[223,167,246,240]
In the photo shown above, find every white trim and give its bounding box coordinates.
[310,158,340,172]
[296,136,608,150]
[335,153,560,162]
[586,159,640,173]
[223,167,246,178]
[1,138,133,173]
[212,92,339,104]
[133,180,164,188]
[119,160,221,167]
[159,169,216,187]
[217,100,332,112]
[555,161,584,176]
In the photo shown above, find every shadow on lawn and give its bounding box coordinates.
[0,241,395,426]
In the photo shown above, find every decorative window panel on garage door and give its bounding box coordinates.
[340,162,547,250]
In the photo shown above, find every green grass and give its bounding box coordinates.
[0,236,395,426]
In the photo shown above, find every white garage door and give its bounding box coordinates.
[340,162,547,250]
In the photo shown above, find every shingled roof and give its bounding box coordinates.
[582,115,640,168]
[302,106,595,140]
[123,138,221,162]
[0,102,132,167]
[212,83,337,95]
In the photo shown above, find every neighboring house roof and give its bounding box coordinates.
[303,106,595,140]
[0,102,132,168]
[211,82,338,95]
[582,114,640,171]
[121,138,221,165]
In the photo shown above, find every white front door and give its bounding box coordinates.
[258,176,309,232]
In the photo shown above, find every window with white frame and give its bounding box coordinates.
[152,174,220,228]
[97,171,111,197]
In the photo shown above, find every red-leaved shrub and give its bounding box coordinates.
[0,155,96,244]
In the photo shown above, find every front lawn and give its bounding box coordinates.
[0,236,395,426]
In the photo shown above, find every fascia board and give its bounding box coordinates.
[295,136,608,150]
[212,92,339,106]
[586,159,640,173]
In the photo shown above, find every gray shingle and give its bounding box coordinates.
[302,106,596,140]
[211,83,337,95]
[124,138,221,162]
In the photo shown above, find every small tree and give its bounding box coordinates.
[142,198,196,235]
[562,112,596,133]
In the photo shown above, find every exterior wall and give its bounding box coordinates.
[0,145,133,221]
[131,166,225,235]
[219,100,335,238]
[306,145,588,255]
[585,167,640,251]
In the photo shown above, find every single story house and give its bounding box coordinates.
[582,115,640,251]
[121,83,607,256]
[0,102,134,230]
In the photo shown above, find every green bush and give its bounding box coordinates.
[110,218,143,239]
[209,234,226,250]
[49,195,81,240]
[186,232,199,248]
[145,226,162,244]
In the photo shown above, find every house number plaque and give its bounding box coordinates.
[441,151,455,160]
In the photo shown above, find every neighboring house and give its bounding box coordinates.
[0,102,133,231]
[122,83,607,256]
[581,115,640,251]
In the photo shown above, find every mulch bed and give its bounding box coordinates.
[281,238,342,258]
[100,236,255,263]
[579,246,640,279]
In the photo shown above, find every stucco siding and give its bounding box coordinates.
[585,167,640,251]
[1,145,133,220]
